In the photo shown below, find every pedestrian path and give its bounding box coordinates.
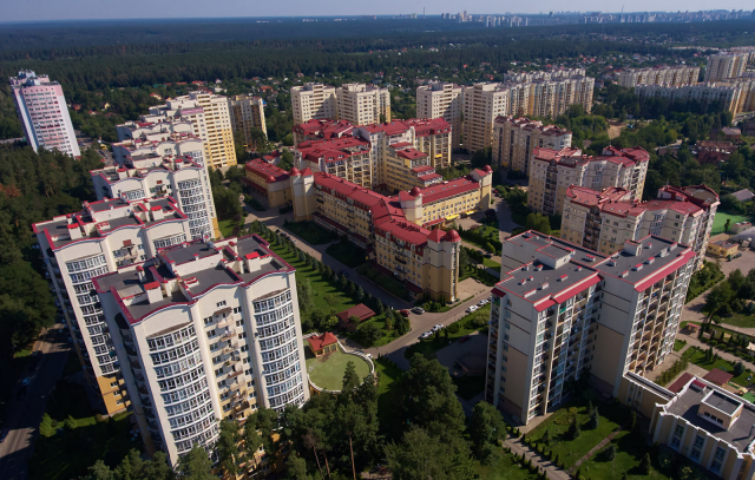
[567,429,623,474]
[502,437,571,480]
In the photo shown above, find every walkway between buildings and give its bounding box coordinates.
[502,437,571,480]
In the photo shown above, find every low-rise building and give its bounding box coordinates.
[487,231,695,424]
[528,146,650,216]
[94,235,310,466]
[561,184,719,269]
[242,158,292,208]
[708,239,739,258]
[492,116,572,173]
[292,119,354,145]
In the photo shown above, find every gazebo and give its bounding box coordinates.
[307,332,338,357]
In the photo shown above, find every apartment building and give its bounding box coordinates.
[528,146,650,216]
[503,68,587,83]
[381,144,443,192]
[10,70,80,157]
[290,83,337,125]
[93,235,310,466]
[91,135,219,240]
[619,373,755,480]
[528,76,595,117]
[462,83,511,153]
[635,83,745,114]
[295,137,374,189]
[34,196,193,414]
[561,184,719,269]
[290,167,492,300]
[242,159,292,208]
[487,231,694,424]
[705,53,750,81]
[292,119,354,145]
[336,83,391,125]
[228,94,267,146]
[492,116,572,173]
[618,65,701,88]
[147,92,236,169]
[416,82,463,148]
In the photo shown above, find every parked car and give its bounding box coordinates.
[21,377,31,387]
[420,331,433,339]
[399,310,410,317]
[484,253,493,258]
[432,324,443,331]
[0,428,9,442]
[412,306,425,314]
[478,299,489,307]
[459,335,472,344]
[339,270,350,278]
[466,305,478,313]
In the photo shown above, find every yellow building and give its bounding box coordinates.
[228,94,267,147]
[241,158,292,208]
[382,144,443,193]
[707,239,739,258]
[336,83,391,125]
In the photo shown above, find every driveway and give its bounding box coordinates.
[0,324,71,480]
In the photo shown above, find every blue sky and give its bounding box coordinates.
[3,0,753,22]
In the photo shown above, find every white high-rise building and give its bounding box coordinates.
[416,82,463,149]
[94,235,310,465]
[336,83,391,125]
[290,83,337,125]
[10,70,80,157]
[705,53,750,82]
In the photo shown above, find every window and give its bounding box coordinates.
[215,368,224,376]
[671,437,681,448]
[110,382,118,388]
[203,317,213,325]
[233,307,242,314]
[206,329,216,338]
[674,425,684,437]
[216,301,227,308]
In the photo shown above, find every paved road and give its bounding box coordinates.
[0,324,70,480]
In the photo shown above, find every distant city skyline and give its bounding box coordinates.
[2,0,754,23]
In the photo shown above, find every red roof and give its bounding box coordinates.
[668,372,695,393]
[416,177,480,204]
[703,368,734,386]
[245,158,289,183]
[336,304,376,322]
[307,332,338,351]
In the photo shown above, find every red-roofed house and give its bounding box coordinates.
[703,368,734,387]
[307,332,339,357]
[336,304,376,323]
[242,158,291,208]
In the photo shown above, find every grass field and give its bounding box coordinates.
[682,347,753,386]
[306,347,371,391]
[720,312,755,329]
[476,451,542,480]
[578,431,671,480]
[218,218,241,238]
[673,339,687,352]
[483,258,501,270]
[374,358,403,441]
[529,399,627,470]
[29,380,134,480]
[712,211,750,234]
[284,221,336,244]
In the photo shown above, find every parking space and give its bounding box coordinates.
[457,277,491,300]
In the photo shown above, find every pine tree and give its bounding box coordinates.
[640,453,651,474]
[567,416,581,440]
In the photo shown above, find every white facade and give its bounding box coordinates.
[10,70,80,157]
[94,235,309,466]
[290,83,337,125]
[705,53,749,82]
[416,82,463,148]
[336,83,391,125]
[618,65,701,88]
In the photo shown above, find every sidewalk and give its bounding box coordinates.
[502,437,571,480]
[675,331,755,373]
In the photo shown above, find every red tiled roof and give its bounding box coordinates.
[703,368,733,386]
[336,304,376,322]
[307,332,338,350]
[668,372,695,393]
[244,158,289,183]
[417,177,480,204]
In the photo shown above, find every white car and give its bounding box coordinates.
[467,305,478,313]
[478,299,488,307]
[420,331,433,339]
[432,324,443,331]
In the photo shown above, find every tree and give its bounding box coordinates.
[284,455,313,480]
[297,280,315,313]
[734,361,745,376]
[217,418,240,476]
[341,361,361,396]
[384,427,475,480]
[356,322,382,346]
[587,407,599,430]
[525,212,551,235]
[177,446,215,480]
[542,429,552,445]
[469,401,507,457]
[704,283,734,328]
[602,444,616,461]
[244,417,264,468]
[567,415,581,440]
[640,452,652,474]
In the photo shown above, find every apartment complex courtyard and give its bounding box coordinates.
[306,346,372,392]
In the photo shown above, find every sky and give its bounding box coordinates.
[2,0,753,23]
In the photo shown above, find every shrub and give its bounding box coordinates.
[640,453,652,474]
[602,444,616,461]
[567,416,581,440]
[734,361,745,376]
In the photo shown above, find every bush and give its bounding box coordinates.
[602,444,616,461]
[734,361,745,376]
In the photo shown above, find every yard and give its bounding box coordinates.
[711,211,750,234]
[483,258,501,270]
[528,398,627,470]
[305,347,371,391]
[28,380,135,480]
[374,357,403,440]
[283,221,336,244]
[356,263,410,300]
[475,451,542,480]
[719,312,755,329]
[218,218,242,238]
[682,347,754,386]
[325,240,367,268]
[405,305,490,359]
[673,339,687,352]
[577,431,672,480]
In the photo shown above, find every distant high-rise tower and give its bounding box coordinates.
[10,70,80,158]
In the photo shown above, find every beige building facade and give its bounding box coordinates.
[634,83,746,114]
[618,65,701,88]
[561,184,719,269]
[290,83,337,125]
[705,53,750,82]
[492,116,572,173]
[336,83,391,125]
[228,94,267,146]
[416,82,463,149]
[528,146,650,216]
[488,232,694,425]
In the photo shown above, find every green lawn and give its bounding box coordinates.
[357,263,410,300]
[284,221,336,244]
[306,347,371,391]
[218,218,241,238]
[712,211,750,234]
[673,339,687,352]
[326,241,367,268]
[578,431,671,480]
[374,358,403,441]
[405,305,490,359]
[452,374,486,401]
[483,258,501,271]
[476,451,541,480]
[682,347,753,386]
[352,315,408,348]
[529,399,627,470]
[29,380,134,480]
[720,312,755,329]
